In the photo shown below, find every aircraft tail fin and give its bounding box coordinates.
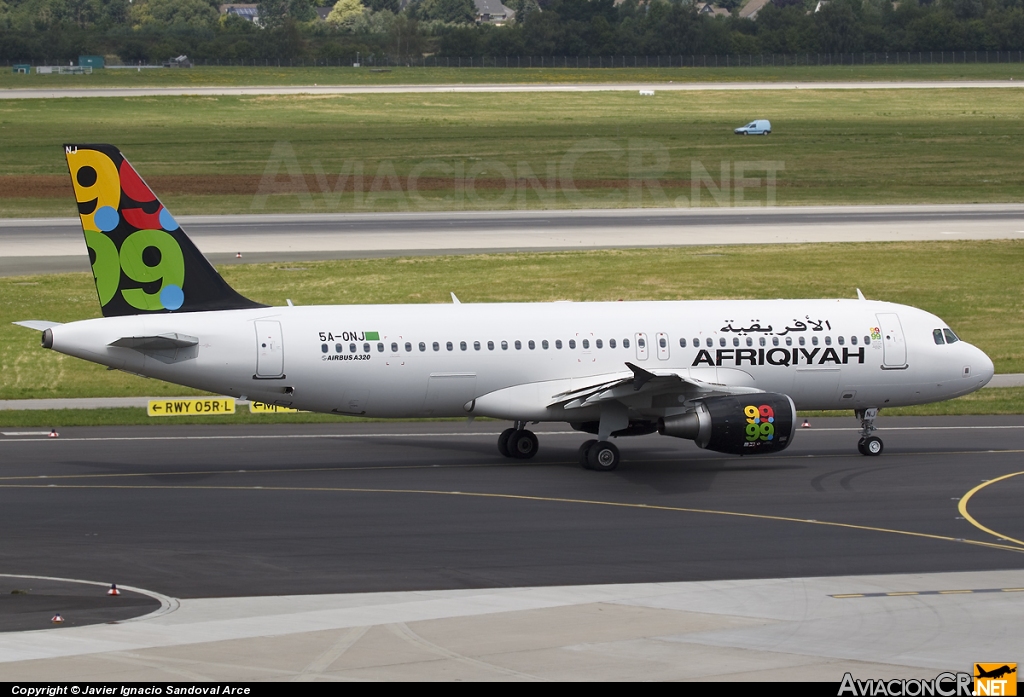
[63,144,264,317]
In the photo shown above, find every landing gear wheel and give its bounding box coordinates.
[857,438,867,456]
[508,429,539,459]
[587,441,620,472]
[497,428,516,458]
[862,436,883,456]
[578,439,598,469]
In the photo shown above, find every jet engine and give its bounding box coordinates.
[657,394,797,455]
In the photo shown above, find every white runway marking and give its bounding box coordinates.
[1,425,1023,442]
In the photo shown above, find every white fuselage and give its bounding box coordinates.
[47,298,994,423]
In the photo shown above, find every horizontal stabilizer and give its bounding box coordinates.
[109,333,199,351]
[13,320,63,331]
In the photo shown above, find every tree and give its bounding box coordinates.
[326,0,365,26]
[364,0,400,12]
[420,0,476,23]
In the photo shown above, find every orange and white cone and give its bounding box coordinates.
[49,429,58,438]
[236,252,242,258]
[801,420,811,428]
[107,584,120,596]
[51,613,64,623]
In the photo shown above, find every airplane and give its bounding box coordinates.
[13,144,995,471]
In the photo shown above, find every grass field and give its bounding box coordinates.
[1,87,1023,217]
[2,63,1023,90]
[3,241,1022,408]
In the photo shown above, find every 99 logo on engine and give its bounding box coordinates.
[744,404,775,442]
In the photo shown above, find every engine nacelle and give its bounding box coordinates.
[657,393,797,455]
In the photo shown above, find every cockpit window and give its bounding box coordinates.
[943,328,960,344]
[933,329,945,345]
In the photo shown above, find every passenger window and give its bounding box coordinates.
[798,337,805,346]
[446,341,453,351]
[515,340,522,350]
[705,338,712,348]
[837,336,844,346]
[718,338,725,347]
[623,338,630,348]
[363,343,370,352]
[377,343,384,352]
[569,339,576,349]
[542,340,549,349]
[391,342,398,353]
[850,336,857,346]
[772,337,779,346]
[321,344,328,353]
[405,342,412,352]
[350,343,357,353]
[501,341,508,350]
[528,340,535,350]
[864,335,871,345]
[785,337,792,346]
[335,343,342,353]
[824,336,831,346]
[759,337,766,347]
[609,338,616,348]
[943,329,959,344]
[555,340,562,349]
[474,341,481,351]
[460,341,467,351]
[419,342,426,352]
[733,337,739,347]
[433,342,440,351]
[811,336,819,346]
[659,337,666,348]
[596,339,603,349]
[745,337,753,347]
[487,341,494,350]
[582,339,590,349]
[679,338,686,348]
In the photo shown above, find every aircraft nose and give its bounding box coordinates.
[972,345,995,387]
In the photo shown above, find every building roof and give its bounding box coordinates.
[739,0,771,18]
[316,6,331,20]
[474,0,515,20]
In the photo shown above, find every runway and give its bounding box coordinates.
[2,80,1024,100]
[2,416,1022,678]
[4,204,1024,275]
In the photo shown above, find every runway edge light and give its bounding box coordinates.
[49,429,58,438]
[107,584,120,596]
[51,613,64,623]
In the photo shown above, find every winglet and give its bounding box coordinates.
[856,288,867,301]
[450,292,461,305]
[625,362,656,391]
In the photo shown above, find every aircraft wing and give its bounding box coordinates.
[548,362,764,411]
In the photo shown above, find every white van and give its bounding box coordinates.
[734,119,772,135]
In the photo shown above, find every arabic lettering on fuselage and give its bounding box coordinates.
[720,316,832,336]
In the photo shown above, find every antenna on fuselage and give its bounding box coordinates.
[856,288,867,301]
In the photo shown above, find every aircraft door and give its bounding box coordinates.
[656,332,670,360]
[876,313,908,368]
[254,320,284,378]
[635,333,649,361]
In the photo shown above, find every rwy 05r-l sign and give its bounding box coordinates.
[148,398,235,417]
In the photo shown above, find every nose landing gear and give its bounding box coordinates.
[856,408,883,456]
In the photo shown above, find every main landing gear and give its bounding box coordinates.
[578,439,620,472]
[498,422,539,459]
[856,408,883,456]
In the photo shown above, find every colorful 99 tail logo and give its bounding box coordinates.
[66,145,185,313]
